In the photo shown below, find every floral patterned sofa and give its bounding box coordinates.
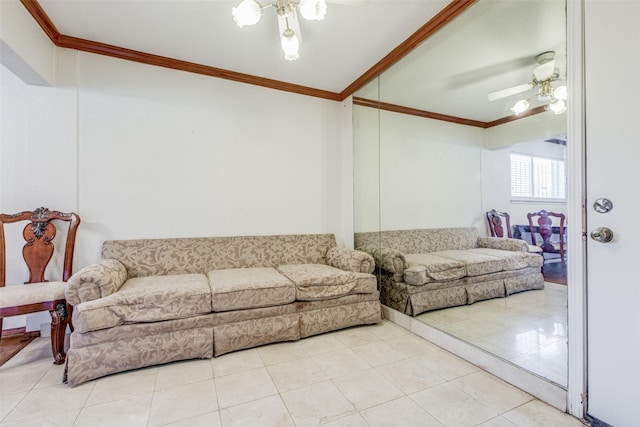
[63,234,380,385]
[354,228,544,316]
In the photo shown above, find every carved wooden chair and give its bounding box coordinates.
[486,209,513,238]
[0,207,80,364]
[527,209,566,263]
[486,209,543,255]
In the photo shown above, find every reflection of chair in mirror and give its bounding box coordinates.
[527,210,566,264]
[0,207,81,364]
[486,209,512,238]
[486,209,543,254]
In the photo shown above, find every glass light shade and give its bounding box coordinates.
[511,99,530,115]
[553,85,568,100]
[549,99,567,114]
[299,0,327,21]
[232,0,262,27]
[281,29,300,60]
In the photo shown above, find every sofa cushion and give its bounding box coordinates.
[277,264,358,300]
[208,267,296,312]
[467,248,531,270]
[73,274,211,333]
[404,253,466,285]
[433,250,504,276]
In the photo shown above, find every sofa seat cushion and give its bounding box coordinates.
[277,264,358,300]
[467,248,531,271]
[73,274,211,333]
[433,250,504,277]
[208,267,295,312]
[404,253,466,285]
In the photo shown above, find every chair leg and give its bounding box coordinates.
[49,302,69,365]
[67,303,75,333]
[0,317,3,342]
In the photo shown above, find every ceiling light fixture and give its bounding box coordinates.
[510,82,568,116]
[232,0,327,61]
[489,51,568,116]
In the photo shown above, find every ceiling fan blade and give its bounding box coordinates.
[487,83,534,101]
[533,59,556,81]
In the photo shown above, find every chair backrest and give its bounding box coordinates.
[0,207,81,286]
[486,209,512,238]
[526,209,565,252]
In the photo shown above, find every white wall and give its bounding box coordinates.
[482,137,568,230]
[0,0,56,85]
[353,107,484,232]
[1,49,352,331]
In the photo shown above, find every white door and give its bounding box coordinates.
[584,1,640,424]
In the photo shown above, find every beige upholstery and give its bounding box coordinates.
[355,228,544,316]
[64,234,381,386]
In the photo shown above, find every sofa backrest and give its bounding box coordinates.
[355,228,479,254]
[102,234,337,278]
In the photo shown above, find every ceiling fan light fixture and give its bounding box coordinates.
[553,85,568,101]
[232,0,263,27]
[299,0,327,21]
[281,28,300,60]
[511,99,530,115]
[548,99,567,114]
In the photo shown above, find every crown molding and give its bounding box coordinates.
[19,0,544,128]
[353,97,547,129]
[339,0,477,100]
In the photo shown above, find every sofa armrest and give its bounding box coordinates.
[356,244,406,275]
[326,247,375,274]
[65,259,128,306]
[477,236,528,252]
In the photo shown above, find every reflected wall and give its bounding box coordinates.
[353,0,568,387]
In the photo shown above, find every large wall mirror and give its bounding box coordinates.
[354,0,568,388]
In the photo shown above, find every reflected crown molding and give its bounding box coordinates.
[353,97,548,129]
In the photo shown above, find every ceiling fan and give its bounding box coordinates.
[487,51,567,115]
[232,0,367,61]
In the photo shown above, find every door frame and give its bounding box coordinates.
[566,0,586,418]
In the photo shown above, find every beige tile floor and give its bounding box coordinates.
[0,320,583,427]
[416,283,568,386]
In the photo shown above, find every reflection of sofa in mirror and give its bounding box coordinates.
[355,227,544,316]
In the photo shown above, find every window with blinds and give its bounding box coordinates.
[510,153,566,200]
